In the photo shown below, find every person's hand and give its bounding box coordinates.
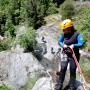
[69,44,74,49]
[63,44,68,48]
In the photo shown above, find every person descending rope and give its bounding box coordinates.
[54,19,84,90]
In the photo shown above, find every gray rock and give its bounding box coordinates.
[32,77,54,90]
[0,51,44,89]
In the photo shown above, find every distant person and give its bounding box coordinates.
[55,19,84,90]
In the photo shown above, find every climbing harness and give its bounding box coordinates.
[68,47,89,90]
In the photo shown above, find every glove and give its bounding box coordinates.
[69,44,74,49]
[63,44,68,48]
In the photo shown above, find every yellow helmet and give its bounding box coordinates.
[60,19,73,30]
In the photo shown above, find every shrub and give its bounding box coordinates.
[26,0,58,29]
[47,2,58,14]
[5,19,16,38]
[19,27,37,52]
[0,84,11,90]
[0,38,12,51]
[75,7,90,50]
[60,0,75,20]
[80,57,90,83]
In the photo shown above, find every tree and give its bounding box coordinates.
[26,0,56,29]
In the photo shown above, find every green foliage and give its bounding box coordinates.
[0,0,58,29]
[5,19,16,38]
[0,38,12,51]
[19,27,37,52]
[75,7,90,50]
[20,77,38,90]
[48,2,58,14]
[20,0,27,23]
[0,0,58,31]
[26,0,58,29]
[0,11,6,36]
[0,84,11,90]
[26,0,46,29]
[80,57,90,83]
[60,0,75,20]
[24,77,38,90]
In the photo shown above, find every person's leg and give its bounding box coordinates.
[55,54,68,90]
[69,54,80,90]
[69,57,77,90]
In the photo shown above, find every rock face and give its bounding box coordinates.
[35,24,61,71]
[0,51,44,89]
[33,22,89,90]
[0,17,89,90]
[0,23,61,90]
[32,77,54,90]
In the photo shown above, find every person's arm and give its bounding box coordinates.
[73,34,84,47]
[58,34,64,47]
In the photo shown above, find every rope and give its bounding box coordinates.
[69,47,89,90]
